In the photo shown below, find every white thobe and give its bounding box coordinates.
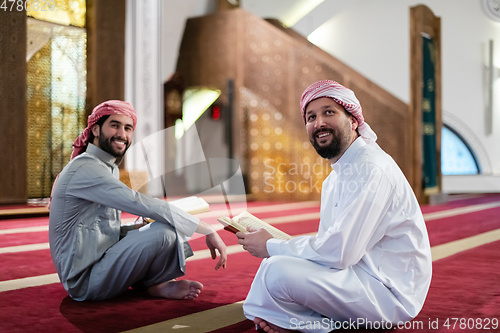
[243,138,432,332]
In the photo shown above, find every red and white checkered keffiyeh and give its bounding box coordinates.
[300,80,377,143]
[71,100,137,159]
[48,100,137,209]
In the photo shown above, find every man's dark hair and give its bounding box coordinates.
[85,115,110,151]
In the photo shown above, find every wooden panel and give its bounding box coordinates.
[350,81,411,175]
[0,11,27,204]
[177,9,240,159]
[177,9,413,201]
[86,0,126,118]
[410,5,442,204]
[86,0,126,168]
[178,11,238,90]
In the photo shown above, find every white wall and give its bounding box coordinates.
[125,0,163,196]
[161,0,216,83]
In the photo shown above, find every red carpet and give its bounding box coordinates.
[415,241,500,332]
[0,250,54,281]
[419,193,500,214]
[1,195,500,332]
[0,231,48,247]
[0,252,264,332]
[426,205,500,246]
[0,216,52,229]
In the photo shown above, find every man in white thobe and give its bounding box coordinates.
[237,80,432,333]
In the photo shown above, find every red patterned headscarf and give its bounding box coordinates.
[300,80,377,143]
[48,100,137,209]
[71,100,137,159]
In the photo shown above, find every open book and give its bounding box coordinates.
[141,196,210,223]
[217,211,293,241]
[121,196,210,238]
[168,196,210,215]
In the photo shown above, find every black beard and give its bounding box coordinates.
[310,129,344,159]
[98,134,130,157]
[309,132,342,160]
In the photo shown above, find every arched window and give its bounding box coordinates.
[441,125,480,175]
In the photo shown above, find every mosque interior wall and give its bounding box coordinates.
[176,8,413,201]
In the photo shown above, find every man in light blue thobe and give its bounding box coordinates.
[49,100,226,301]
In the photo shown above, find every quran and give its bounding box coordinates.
[141,196,210,223]
[167,196,210,215]
[120,196,210,238]
[217,211,293,241]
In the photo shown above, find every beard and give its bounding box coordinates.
[98,133,131,157]
[309,127,351,160]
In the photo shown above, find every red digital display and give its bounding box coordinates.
[212,105,220,120]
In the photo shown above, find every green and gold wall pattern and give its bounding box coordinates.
[26,0,86,198]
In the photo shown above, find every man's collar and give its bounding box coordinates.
[330,137,366,169]
[86,143,117,168]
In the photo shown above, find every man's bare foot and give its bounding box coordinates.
[254,317,295,333]
[147,279,203,300]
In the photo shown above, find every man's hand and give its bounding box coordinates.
[206,232,227,270]
[236,228,273,258]
[196,221,227,270]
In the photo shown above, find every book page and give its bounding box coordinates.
[131,196,209,225]
[168,196,210,215]
[218,211,293,240]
